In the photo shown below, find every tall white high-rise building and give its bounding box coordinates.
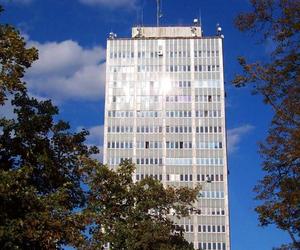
[103,21,230,250]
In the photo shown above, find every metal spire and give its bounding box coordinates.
[156,0,162,27]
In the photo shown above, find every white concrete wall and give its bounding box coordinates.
[132,26,202,38]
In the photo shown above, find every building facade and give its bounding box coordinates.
[103,23,230,250]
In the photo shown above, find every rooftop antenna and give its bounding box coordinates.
[136,8,140,26]
[199,8,204,36]
[136,7,144,29]
[156,0,163,27]
[199,9,202,27]
[142,7,144,27]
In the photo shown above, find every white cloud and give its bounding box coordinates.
[79,0,138,9]
[227,124,254,154]
[92,145,103,162]
[265,37,277,55]
[0,97,16,120]
[25,40,106,102]
[87,125,104,146]
[77,125,104,161]
[87,125,104,162]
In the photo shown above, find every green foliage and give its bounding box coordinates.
[0,93,98,249]
[83,159,200,250]
[233,0,300,248]
[0,6,91,248]
[0,7,38,104]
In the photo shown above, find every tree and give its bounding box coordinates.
[233,0,300,248]
[82,159,200,250]
[0,6,38,105]
[0,6,95,247]
[0,5,201,249]
[0,93,98,249]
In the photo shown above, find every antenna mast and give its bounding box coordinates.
[156,0,162,27]
[199,9,202,27]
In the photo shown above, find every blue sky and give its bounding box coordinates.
[0,0,291,249]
